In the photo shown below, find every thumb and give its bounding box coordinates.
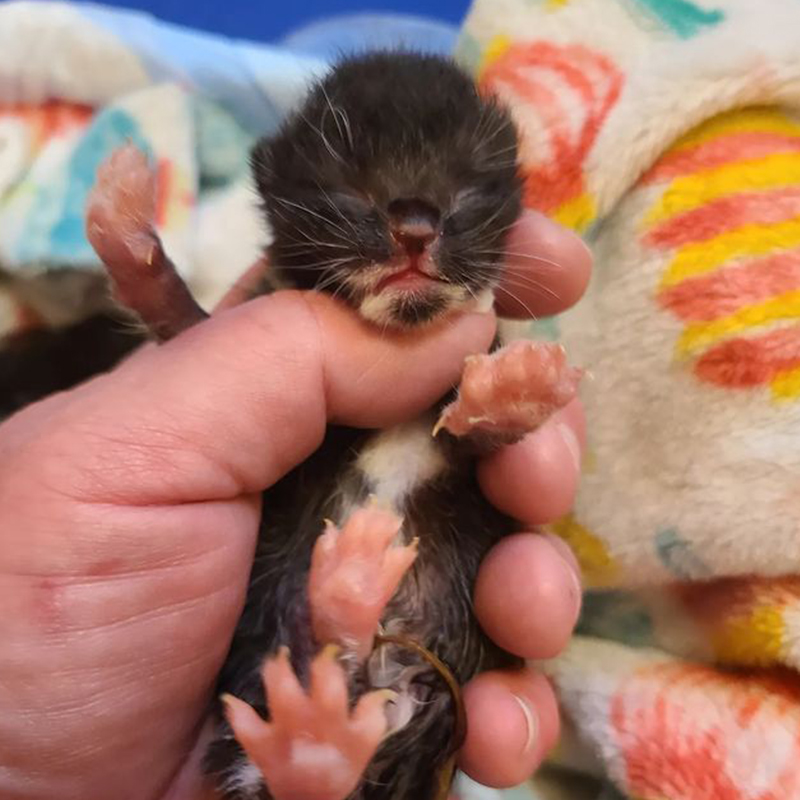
[9,291,495,505]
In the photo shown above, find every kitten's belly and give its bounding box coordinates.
[343,416,446,514]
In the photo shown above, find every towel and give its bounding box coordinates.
[455,1,800,798]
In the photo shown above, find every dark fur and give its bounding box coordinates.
[206,53,526,800]
[0,312,144,419]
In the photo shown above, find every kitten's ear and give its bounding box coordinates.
[249,137,274,200]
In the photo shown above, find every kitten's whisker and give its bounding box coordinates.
[493,284,539,320]
[273,196,351,240]
[473,251,564,272]
[302,105,346,166]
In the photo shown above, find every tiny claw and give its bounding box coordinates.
[432,417,445,437]
[376,688,399,704]
[320,643,342,661]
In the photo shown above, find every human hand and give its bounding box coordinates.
[0,210,590,800]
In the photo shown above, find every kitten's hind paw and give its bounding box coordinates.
[308,505,417,660]
[434,340,583,443]
[223,646,392,800]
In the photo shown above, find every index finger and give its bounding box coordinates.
[495,211,592,319]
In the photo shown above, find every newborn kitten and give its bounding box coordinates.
[86,51,581,800]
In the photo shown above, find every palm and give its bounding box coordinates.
[0,382,261,800]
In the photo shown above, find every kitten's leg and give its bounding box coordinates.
[309,505,417,660]
[434,340,583,449]
[85,144,208,342]
[221,506,416,800]
[222,647,393,800]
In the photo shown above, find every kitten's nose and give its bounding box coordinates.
[387,198,440,254]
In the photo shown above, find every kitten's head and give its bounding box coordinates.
[251,51,523,328]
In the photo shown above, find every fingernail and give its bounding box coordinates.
[542,533,583,617]
[556,421,581,473]
[512,692,539,755]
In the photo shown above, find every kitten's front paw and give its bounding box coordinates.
[85,145,207,340]
[434,340,582,441]
[86,143,159,275]
[222,646,392,800]
[309,505,417,660]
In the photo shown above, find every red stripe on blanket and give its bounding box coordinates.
[693,327,800,388]
[642,132,800,184]
[645,189,800,249]
[658,249,800,322]
[479,41,622,215]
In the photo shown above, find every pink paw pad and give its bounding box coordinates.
[309,505,417,660]
[223,646,391,800]
[435,340,583,438]
[85,144,207,340]
[85,143,158,274]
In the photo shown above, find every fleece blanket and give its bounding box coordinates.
[455,1,800,798]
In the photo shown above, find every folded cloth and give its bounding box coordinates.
[455,1,800,798]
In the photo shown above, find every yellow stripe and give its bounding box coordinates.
[670,107,800,153]
[676,292,800,356]
[660,216,800,287]
[551,191,596,233]
[647,153,800,224]
[479,34,512,73]
[550,514,618,589]
[546,0,571,7]
[772,364,800,400]
[711,604,785,667]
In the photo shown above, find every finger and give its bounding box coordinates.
[474,533,581,660]
[496,210,592,319]
[459,668,560,788]
[27,291,495,504]
[215,258,271,311]
[477,399,585,525]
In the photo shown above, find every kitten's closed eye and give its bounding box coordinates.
[328,191,374,218]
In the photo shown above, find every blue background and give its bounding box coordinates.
[76,0,469,42]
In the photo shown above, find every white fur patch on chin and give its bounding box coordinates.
[357,284,472,327]
[358,292,397,326]
[472,286,495,314]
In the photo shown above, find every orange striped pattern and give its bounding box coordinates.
[0,100,92,152]
[610,662,800,799]
[478,41,623,231]
[642,108,800,400]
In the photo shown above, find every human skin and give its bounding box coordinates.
[0,210,590,800]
